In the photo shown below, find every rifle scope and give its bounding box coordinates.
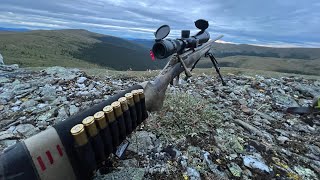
[152,19,210,59]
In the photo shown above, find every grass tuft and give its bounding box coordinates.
[147,92,222,142]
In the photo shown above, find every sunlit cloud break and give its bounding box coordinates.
[0,0,319,47]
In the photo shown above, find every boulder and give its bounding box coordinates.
[0,131,17,141]
[44,66,80,80]
[40,84,57,101]
[14,124,40,138]
[242,154,272,174]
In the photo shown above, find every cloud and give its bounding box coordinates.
[0,0,319,47]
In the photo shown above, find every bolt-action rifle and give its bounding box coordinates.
[144,19,225,111]
[0,19,225,180]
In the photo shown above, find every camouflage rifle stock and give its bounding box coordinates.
[142,33,224,111]
[0,19,224,180]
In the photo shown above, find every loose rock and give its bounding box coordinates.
[293,166,318,180]
[227,162,242,177]
[128,131,157,154]
[69,105,79,116]
[77,77,87,84]
[14,124,39,138]
[243,154,272,174]
[187,167,201,180]
[0,66,319,180]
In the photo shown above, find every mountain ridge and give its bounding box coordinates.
[0,29,319,75]
[0,29,166,70]
[0,27,30,32]
[129,39,320,60]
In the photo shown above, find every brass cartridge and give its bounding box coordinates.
[103,105,116,123]
[71,124,88,146]
[131,90,140,103]
[82,116,98,137]
[137,89,145,99]
[111,101,123,117]
[94,111,107,129]
[118,97,129,111]
[125,93,135,106]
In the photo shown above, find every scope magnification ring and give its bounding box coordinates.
[168,39,177,52]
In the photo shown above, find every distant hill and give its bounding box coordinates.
[211,43,320,60]
[197,55,320,76]
[0,30,165,70]
[128,39,154,49]
[129,38,320,75]
[0,30,319,74]
[129,39,320,60]
[0,27,29,32]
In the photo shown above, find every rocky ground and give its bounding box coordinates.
[0,65,320,180]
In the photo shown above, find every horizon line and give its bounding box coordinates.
[0,27,319,48]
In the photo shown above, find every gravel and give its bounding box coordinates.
[0,65,319,180]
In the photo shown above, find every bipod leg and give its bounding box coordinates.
[184,58,201,81]
[190,58,201,72]
[207,53,226,86]
[177,55,192,81]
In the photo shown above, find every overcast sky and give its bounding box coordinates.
[0,0,319,47]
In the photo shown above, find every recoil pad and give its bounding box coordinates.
[0,143,39,180]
